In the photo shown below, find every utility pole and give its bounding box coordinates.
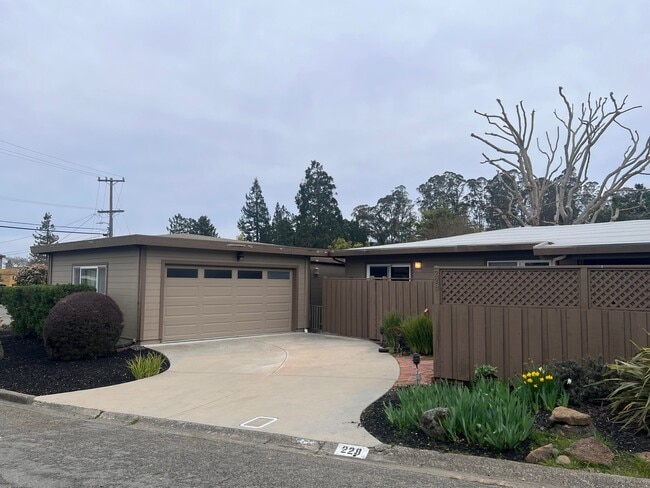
[98,177,125,238]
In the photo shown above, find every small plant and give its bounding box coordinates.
[605,340,650,435]
[43,291,124,360]
[516,366,569,412]
[127,351,167,379]
[380,311,403,352]
[400,314,433,356]
[474,364,498,381]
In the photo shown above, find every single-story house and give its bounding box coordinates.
[33,235,329,343]
[331,220,650,279]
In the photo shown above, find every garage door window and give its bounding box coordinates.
[205,269,232,279]
[73,265,107,294]
[167,268,199,278]
[268,270,290,280]
[238,270,263,279]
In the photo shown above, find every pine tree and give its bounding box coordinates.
[167,213,218,236]
[193,216,218,237]
[30,212,59,263]
[237,178,271,242]
[269,203,295,245]
[294,160,343,248]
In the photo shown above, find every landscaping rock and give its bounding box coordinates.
[419,408,448,440]
[548,422,595,438]
[637,452,650,464]
[525,443,555,464]
[549,406,591,426]
[565,437,614,466]
[556,455,571,465]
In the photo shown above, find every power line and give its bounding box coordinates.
[0,138,124,178]
[98,177,125,237]
[0,147,99,177]
[0,219,99,230]
[0,224,103,235]
[0,196,96,210]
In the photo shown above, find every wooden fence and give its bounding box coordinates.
[322,266,650,381]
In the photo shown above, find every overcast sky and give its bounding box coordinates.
[1,0,649,259]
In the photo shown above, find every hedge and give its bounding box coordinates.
[0,284,94,337]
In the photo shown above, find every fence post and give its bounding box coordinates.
[432,267,441,376]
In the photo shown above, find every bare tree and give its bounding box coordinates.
[471,87,650,225]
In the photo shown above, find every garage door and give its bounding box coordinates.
[163,266,293,341]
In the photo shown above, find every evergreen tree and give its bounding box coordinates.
[294,160,343,248]
[269,203,295,245]
[167,214,196,234]
[167,213,218,237]
[237,178,271,242]
[193,215,218,237]
[30,212,59,263]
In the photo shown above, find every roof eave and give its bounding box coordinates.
[31,234,329,257]
[331,243,537,257]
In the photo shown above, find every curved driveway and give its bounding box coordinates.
[36,333,399,446]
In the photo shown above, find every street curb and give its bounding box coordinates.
[0,388,35,405]
[33,400,102,419]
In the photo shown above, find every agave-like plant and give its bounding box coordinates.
[605,339,650,435]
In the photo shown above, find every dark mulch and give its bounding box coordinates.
[0,329,169,396]
[361,387,650,461]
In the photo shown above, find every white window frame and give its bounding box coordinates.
[73,265,107,294]
[366,263,411,280]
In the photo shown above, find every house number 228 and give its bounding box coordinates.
[334,444,369,459]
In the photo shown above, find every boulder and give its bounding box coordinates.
[637,452,650,464]
[556,455,571,465]
[525,443,555,464]
[549,406,591,426]
[565,437,614,466]
[420,408,448,440]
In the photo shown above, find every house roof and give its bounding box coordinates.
[331,220,650,257]
[32,234,330,258]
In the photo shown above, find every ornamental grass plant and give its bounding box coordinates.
[126,351,167,380]
[605,341,650,435]
[400,313,433,356]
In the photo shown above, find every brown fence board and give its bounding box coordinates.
[322,266,650,381]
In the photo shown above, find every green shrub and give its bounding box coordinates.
[474,364,498,381]
[401,314,433,355]
[0,284,94,337]
[385,378,533,451]
[605,342,650,435]
[43,291,124,361]
[127,351,167,379]
[15,264,48,285]
[515,365,569,413]
[550,357,613,407]
[380,311,403,352]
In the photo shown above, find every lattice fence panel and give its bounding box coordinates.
[589,269,650,310]
[441,269,580,307]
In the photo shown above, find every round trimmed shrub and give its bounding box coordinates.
[43,291,124,361]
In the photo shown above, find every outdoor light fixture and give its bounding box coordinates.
[236,251,244,261]
[412,352,422,385]
[313,266,320,276]
[414,261,422,269]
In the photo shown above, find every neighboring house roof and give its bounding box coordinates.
[331,220,650,257]
[32,234,330,258]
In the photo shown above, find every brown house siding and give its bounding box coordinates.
[49,247,141,340]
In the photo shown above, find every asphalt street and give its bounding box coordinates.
[0,400,646,488]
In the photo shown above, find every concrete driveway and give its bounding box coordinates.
[36,333,399,446]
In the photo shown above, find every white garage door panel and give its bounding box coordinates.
[163,267,293,341]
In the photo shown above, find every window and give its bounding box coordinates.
[238,270,263,279]
[268,270,291,280]
[205,269,232,279]
[487,260,551,267]
[73,265,107,294]
[367,264,411,280]
[166,268,199,278]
